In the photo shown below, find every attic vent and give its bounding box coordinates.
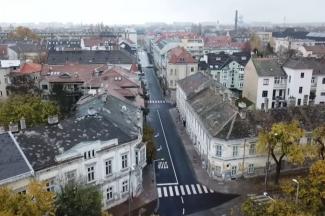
[216,57,221,61]
[121,105,127,112]
[48,115,59,124]
[241,56,247,60]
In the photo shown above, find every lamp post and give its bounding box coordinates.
[153,158,164,215]
[292,179,299,204]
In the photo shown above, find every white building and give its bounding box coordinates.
[6,94,146,210]
[176,73,324,180]
[0,60,20,99]
[242,58,325,110]
[180,38,204,59]
[165,47,198,89]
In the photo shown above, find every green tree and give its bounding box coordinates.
[55,182,102,216]
[313,126,325,160]
[257,121,306,184]
[8,26,40,41]
[0,181,56,216]
[0,95,58,128]
[143,124,156,164]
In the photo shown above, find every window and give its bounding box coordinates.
[191,67,194,72]
[323,78,325,84]
[288,76,291,83]
[87,166,95,182]
[135,151,139,166]
[299,87,303,94]
[232,146,239,157]
[121,154,128,169]
[216,145,222,157]
[301,72,304,78]
[170,80,173,86]
[231,166,237,176]
[311,77,315,84]
[65,170,76,184]
[297,99,301,106]
[107,186,113,200]
[249,144,256,155]
[263,79,269,85]
[42,84,48,90]
[122,180,128,193]
[46,178,56,192]
[105,159,112,175]
[262,91,268,97]
[213,166,221,176]
[239,74,244,80]
[248,164,255,174]
[321,92,325,96]
[170,69,173,75]
[287,88,290,95]
[84,150,95,160]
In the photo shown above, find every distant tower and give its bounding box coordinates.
[235,10,238,33]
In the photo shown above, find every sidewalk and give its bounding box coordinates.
[108,165,157,216]
[169,107,267,216]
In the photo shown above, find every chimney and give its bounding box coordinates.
[238,102,247,119]
[20,117,26,130]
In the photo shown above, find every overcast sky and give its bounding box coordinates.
[2,0,325,25]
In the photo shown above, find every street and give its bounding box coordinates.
[139,50,237,216]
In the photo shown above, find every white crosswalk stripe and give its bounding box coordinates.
[157,184,215,198]
[174,186,180,196]
[202,185,209,193]
[180,185,185,196]
[191,184,197,194]
[158,187,162,198]
[185,185,191,195]
[163,187,168,197]
[169,186,174,197]
[148,100,168,104]
[196,184,203,194]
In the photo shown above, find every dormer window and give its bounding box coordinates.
[84,150,95,160]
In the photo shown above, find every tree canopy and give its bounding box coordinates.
[143,124,156,164]
[0,95,59,128]
[0,181,56,216]
[257,121,313,184]
[8,26,40,41]
[55,182,102,216]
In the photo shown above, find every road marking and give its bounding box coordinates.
[202,185,209,193]
[183,208,185,215]
[180,185,185,195]
[181,196,184,204]
[157,182,178,186]
[163,187,168,197]
[157,187,162,198]
[196,184,203,194]
[157,110,179,184]
[210,188,214,193]
[169,186,174,197]
[191,184,197,194]
[185,185,191,195]
[174,186,180,196]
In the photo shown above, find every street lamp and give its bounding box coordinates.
[153,158,164,215]
[292,179,299,204]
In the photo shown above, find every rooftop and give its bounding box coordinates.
[0,132,33,184]
[177,72,210,97]
[16,94,141,171]
[283,58,325,75]
[47,50,136,65]
[252,58,286,77]
[168,47,197,64]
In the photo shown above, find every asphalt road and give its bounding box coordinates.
[139,50,237,216]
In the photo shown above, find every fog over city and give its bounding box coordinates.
[2,0,325,24]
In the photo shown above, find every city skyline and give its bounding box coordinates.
[1,0,325,25]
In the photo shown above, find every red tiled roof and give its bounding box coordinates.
[168,47,197,64]
[19,63,42,74]
[130,63,138,73]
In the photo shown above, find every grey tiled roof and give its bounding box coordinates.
[252,58,286,77]
[47,50,136,65]
[283,58,325,75]
[177,72,210,97]
[0,133,32,183]
[16,94,141,171]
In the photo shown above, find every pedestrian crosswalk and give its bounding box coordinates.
[157,184,215,198]
[157,161,168,169]
[147,100,168,104]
